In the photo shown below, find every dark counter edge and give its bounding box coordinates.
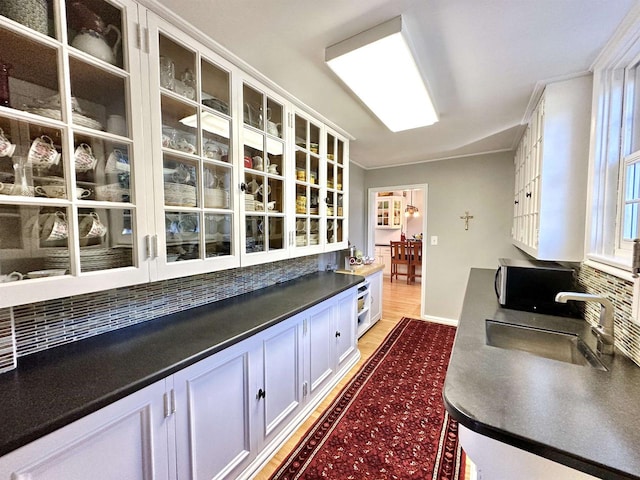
[443,396,634,480]
[0,271,364,457]
[443,269,637,480]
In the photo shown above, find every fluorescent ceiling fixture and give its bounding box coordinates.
[325,16,438,132]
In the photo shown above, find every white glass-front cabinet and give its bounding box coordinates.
[239,79,288,265]
[0,0,150,308]
[292,110,323,255]
[324,127,348,249]
[0,2,350,306]
[146,14,239,279]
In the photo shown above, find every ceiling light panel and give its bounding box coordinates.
[326,16,438,132]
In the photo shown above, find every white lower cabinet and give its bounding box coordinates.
[0,380,171,480]
[0,289,359,480]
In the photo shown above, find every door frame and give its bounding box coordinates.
[367,184,428,319]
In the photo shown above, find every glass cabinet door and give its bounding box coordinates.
[293,112,322,253]
[325,130,346,247]
[148,17,239,278]
[0,0,148,307]
[241,82,286,261]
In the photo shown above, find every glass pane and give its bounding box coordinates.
[203,163,230,209]
[336,219,344,242]
[202,115,230,163]
[246,216,264,253]
[310,123,320,148]
[336,166,344,191]
[165,211,199,260]
[266,137,284,175]
[268,178,283,213]
[94,143,131,202]
[163,156,197,207]
[204,213,231,258]
[327,219,336,244]
[296,184,307,215]
[244,127,264,170]
[162,96,198,155]
[295,151,306,181]
[159,34,196,100]
[327,134,335,160]
[243,84,263,129]
[70,57,127,133]
[625,162,640,201]
[201,59,230,115]
[1,0,53,37]
[309,186,320,216]
[67,0,124,68]
[269,217,284,250]
[337,193,344,217]
[1,26,60,115]
[337,139,344,165]
[0,119,65,194]
[266,98,283,139]
[623,202,638,240]
[76,207,134,271]
[295,115,306,148]
[295,217,307,246]
[310,219,319,245]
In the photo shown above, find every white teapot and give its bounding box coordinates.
[72,25,121,65]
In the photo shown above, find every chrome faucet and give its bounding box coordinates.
[555,292,615,355]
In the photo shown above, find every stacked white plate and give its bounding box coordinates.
[26,107,104,131]
[44,246,131,272]
[165,183,196,207]
[245,193,255,211]
[204,188,229,208]
[296,235,307,246]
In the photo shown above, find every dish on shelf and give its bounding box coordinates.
[26,107,104,131]
[164,182,196,207]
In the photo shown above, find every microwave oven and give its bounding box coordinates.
[495,258,580,317]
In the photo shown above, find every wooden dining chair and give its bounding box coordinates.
[390,241,410,283]
[408,241,423,284]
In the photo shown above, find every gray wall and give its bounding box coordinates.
[348,162,366,249]
[357,151,526,321]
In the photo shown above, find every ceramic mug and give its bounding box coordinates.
[79,212,107,238]
[105,149,129,174]
[74,143,97,172]
[268,164,279,175]
[0,272,23,283]
[28,135,61,167]
[0,128,16,157]
[245,179,259,194]
[40,212,68,242]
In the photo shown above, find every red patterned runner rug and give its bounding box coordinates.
[270,317,465,480]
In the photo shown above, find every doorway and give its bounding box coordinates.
[367,184,427,319]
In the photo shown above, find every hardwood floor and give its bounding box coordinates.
[254,275,471,479]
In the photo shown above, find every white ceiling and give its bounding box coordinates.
[157,0,636,169]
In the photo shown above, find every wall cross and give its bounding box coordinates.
[460,211,474,231]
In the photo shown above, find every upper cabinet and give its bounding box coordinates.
[0,0,151,307]
[147,15,240,279]
[0,2,351,307]
[376,195,403,229]
[511,75,592,261]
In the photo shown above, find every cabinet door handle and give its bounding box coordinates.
[514,200,519,205]
[525,192,532,198]
[256,388,266,400]
[335,330,341,338]
[240,182,247,192]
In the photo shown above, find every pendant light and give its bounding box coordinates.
[404,190,420,217]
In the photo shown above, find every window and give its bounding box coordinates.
[587,7,640,274]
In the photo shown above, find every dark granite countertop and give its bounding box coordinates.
[444,268,640,480]
[0,271,363,458]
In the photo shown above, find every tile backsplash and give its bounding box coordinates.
[0,255,325,373]
[577,263,640,367]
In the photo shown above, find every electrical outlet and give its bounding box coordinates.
[430,235,438,246]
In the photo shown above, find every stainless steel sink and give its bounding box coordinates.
[486,320,607,370]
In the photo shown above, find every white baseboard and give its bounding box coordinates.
[420,314,459,327]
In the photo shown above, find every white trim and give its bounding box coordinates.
[421,315,458,327]
[584,257,635,281]
[361,148,513,171]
